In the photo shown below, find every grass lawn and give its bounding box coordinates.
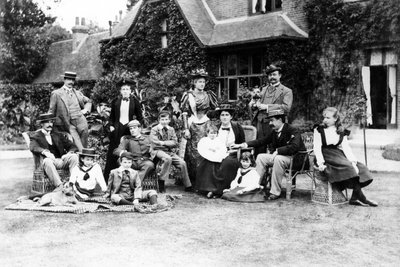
[0,157,399,267]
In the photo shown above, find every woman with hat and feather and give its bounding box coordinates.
[69,148,107,199]
[180,68,218,183]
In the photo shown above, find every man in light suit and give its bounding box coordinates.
[249,64,293,155]
[48,71,92,151]
[30,113,79,189]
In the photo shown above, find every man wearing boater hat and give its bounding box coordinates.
[232,108,305,200]
[250,64,293,155]
[29,113,79,190]
[48,71,92,151]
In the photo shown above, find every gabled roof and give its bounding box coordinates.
[101,0,143,41]
[34,31,108,84]
[101,0,308,47]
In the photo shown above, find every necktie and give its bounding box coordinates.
[122,97,129,101]
[123,170,130,179]
[162,127,168,141]
[221,127,230,131]
[66,89,73,97]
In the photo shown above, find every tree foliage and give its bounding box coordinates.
[0,0,70,83]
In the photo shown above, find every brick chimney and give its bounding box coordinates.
[71,17,89,51]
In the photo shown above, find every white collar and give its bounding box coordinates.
[41,129,51,135]
[271,82,281,87]
[157,124,169,130]
[276,124,284,133]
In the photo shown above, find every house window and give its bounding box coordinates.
[218,52,265,101]
[161,19,168,48]
[252,0,282,14]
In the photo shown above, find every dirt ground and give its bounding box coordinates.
[0,157,399,267]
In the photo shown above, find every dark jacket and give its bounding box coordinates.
[105,168,142,199]
[109,96,143,126]
[113,135,152,160]
[246,123,305,156]
[29,130,77,158]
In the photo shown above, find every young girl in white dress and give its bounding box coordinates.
[69,148,107,199]
[222,151,264,202]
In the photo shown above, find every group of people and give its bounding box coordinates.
[28,66,378,207]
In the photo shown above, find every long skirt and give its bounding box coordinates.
[195,157,221,193]
[104,122,129,182]
[221,187,265,202]
[185,121,210,184]
[322,146,373,187]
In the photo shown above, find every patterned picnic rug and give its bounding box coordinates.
[5,195,181,214]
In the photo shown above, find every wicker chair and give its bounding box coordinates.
[22,131,71,194]
[285,132,315,200]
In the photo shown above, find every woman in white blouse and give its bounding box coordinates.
[313,107,377,207]
[69,148,107,199]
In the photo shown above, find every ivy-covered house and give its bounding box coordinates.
[99,0,400,133]
[100,0,313,121]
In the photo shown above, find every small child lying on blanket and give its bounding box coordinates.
[103,152,158,206]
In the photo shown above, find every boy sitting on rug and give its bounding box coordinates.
[222,151,264,202]
[104,152,158,205]
[69,148,107,199]
[150,111,193,193]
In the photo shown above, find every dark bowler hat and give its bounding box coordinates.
[188,68,209,79]
[78,148,98,157]
[215,103,235,115]
[267,108,286,118]
[37,113,56,122]
[120,151,134,160]
[62,71,77,80]
[263,64,282,75]
[116,77,135,87]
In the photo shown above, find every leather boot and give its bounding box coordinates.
[158,180,165,193]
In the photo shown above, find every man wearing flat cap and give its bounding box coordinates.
[232,108,305,200]
[48,71,92,151]
[113,119,155,181]
[29,113,79,190]
[249,64,293,155]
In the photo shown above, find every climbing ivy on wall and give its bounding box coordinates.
[304,0,400,125]
[100,0,213,76]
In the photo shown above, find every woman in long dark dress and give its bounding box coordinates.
[181,69,218,184]
[196,124,228,197]
[313,107,377,207]
[208,104,245,197]
[103,78,143,182]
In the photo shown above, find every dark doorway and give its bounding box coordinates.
[369,66,388,129]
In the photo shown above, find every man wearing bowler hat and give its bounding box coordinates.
[250,64,293,155]
[48,71,92,151]
[232,108,305,200]
[29,113,79,190]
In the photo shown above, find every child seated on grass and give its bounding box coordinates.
[222,151,264,202]
[69,148,107,199]
[150,111,193,193]
[104,152,158,205]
